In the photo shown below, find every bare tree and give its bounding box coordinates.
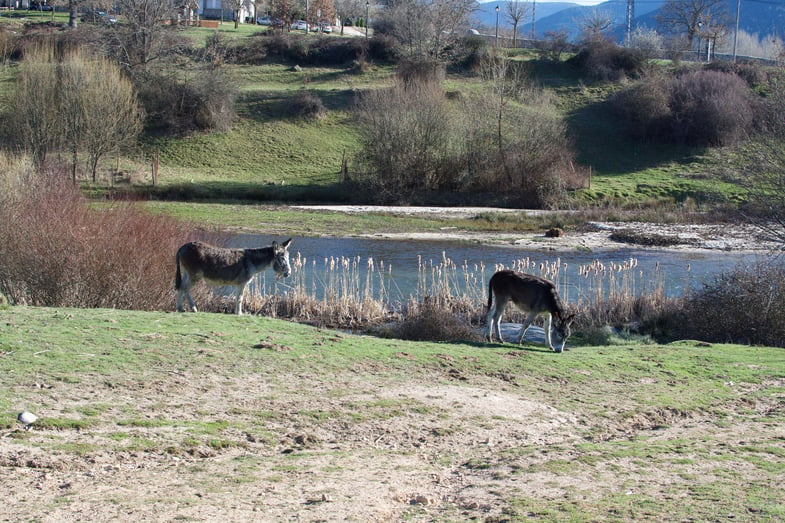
[579,8,613,45]
[309,0,335,25]
[13,44,142,180]
[13,44,60,168]
[116,0,178,72]
[334,0,362,34]
[657,0,727,47]
[59,50,143,181]
[505,0,530,48]
[224,0,243,27]
[378,0,476,58]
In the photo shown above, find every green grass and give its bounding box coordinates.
[1,305,783,520]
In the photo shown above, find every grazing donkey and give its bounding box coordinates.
[486,270,575,352]
[175,238,292,315]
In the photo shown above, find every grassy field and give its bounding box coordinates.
[1,306,783,521]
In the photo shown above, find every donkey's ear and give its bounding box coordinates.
[282,238,292,248]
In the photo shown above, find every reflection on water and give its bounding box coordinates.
[228,234,766,303]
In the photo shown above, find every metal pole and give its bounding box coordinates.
[531,0,536,40]
[495,5,499,47]
[365,0,369,38]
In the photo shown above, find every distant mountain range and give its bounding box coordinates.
[472,0,785,43]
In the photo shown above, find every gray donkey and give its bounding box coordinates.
[486,270,575,352]
[175,239,292,315]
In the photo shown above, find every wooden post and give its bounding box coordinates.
[152,150,159,186]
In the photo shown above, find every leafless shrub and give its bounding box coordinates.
[395,296,483,342]
[353,58,578,207]
[537,30,573,62]
[0,167,195,311]
[569,41,647,82]
[367,34,401,62]
[613,69,755,147]
[396,59,445,88]
[628,27,664,61]
[136,66,237,134]
[353,78,456,201]
[669,69,754,146]
[703,60,766,88]
[288,92,326,119]
[668,261,785,347]
[611,78,671,142]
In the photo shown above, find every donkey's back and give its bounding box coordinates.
[175,238,292,315]
[176,241,254,286]
[487,270,561,313]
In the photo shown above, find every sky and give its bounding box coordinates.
[482,0,607,4]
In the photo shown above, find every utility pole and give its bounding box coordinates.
[531,0,536,40]
[732,0,741,61]
[625,0,634,46]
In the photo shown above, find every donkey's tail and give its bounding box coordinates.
[486,277,494,311]
[175,252,182,290]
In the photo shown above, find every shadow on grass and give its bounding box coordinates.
[131,181,352,203]
[241,88,358,123]
[566,97,707,175]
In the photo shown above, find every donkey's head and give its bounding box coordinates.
[551,313,576,353]
[272,238,292,279]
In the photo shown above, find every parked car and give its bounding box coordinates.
[81,9,117,23]
[256,15,271,25]
[28,1,52,10]
[310,20,332,33]
[290,19,307,30]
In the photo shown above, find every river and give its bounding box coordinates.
[228,235,768,305]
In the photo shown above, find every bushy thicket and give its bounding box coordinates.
[352,60,580,207]
[612,69,756,146]
[394,297,482,342]
[666,261,785,347]
[568,41,648,82]
[229,33,369,65]
[0,165,197,311]
[135,66,237,134]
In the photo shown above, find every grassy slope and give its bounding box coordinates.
[0,19,760,215]
[1,306,783,520]
[136,29,754,210]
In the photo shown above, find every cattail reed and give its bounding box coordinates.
[243,250,684,332]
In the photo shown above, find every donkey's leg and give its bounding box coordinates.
[543,313,555,351]
[517,310,539,344]
[234,285,244,315]
[178,273,198,312]
[486,301,497,341]
[491,297,508,342]
[185,288,198,312]
[176,289,184,312]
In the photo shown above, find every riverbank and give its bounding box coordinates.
[292,205,780,253]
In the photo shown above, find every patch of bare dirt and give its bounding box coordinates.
[2,364,781,521]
